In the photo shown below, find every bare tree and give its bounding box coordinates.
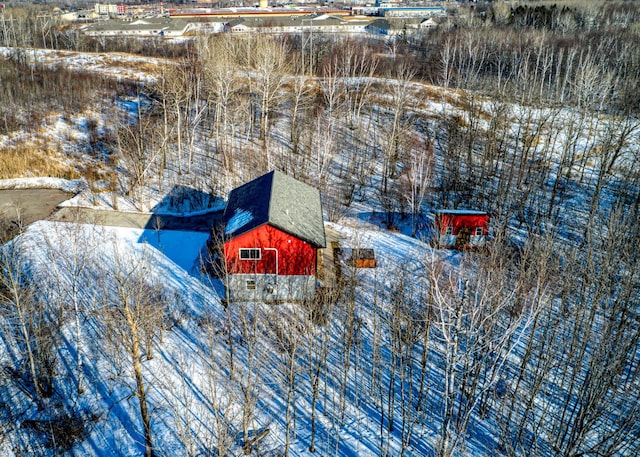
[583,116,640,240]
[541,205,640,457]
[383,265,422,456]
[157,61,192,176]
[114,98,163,211]
[399,133,435,236]
[288,75,316,157]
[100,246,166,457]
[267,305,305,457]
[203,315,238,457]
[198,35,244,177]
[251,36,290,148]
[426,237,545,457]
[376,62,419,227]
[42,216,100,396]
[336,39,377,129]
[0,239,55,409]
[303,288,335,453]
[234,302,262,455]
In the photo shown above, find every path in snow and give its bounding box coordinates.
[50,206,223,232]
[0,188,223,242]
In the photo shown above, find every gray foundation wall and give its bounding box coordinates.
[439,234,487,248]
[227,274,317,303]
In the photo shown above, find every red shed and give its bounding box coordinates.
[434,209,489,249]
[222,170,326,302]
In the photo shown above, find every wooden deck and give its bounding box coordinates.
[317,225,342,290]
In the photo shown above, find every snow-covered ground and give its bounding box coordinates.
[0,47,162,83]
[1,45,639,457]
[0,177,87,193]
[0,217,454,457]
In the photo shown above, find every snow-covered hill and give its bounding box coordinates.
[1,43,639,457]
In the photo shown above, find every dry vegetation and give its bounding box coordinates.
[0,144,80,180]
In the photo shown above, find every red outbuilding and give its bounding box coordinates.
[434,210,489,249]
[222,170,326,302]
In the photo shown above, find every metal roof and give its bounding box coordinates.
[228,13,348,29]
[83,17,225,33]
[434,209,488,216]
[223,170,326,248]
[365,16,423,30]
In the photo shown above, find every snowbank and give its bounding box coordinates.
[0,177,88,193]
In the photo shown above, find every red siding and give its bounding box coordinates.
[436,214,489,235]
[224,224,317,276]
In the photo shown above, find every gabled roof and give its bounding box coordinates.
[223,170,326,248]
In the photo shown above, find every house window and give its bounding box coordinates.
[246,279,256,291]
[239,248,261,260]
[445,226,453,235]
[475,227,483,236]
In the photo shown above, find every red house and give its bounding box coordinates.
[434,210,489,249]
[222,170,326,302]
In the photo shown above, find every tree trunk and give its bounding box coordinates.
[130,323,154,457]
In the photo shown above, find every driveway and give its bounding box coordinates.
[0,188,223,242]
[0,189,72,240]
[50,206,223,232]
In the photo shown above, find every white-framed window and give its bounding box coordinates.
[445,226,453,235]
[239,248,261,260]
[246,279,256,291]
[475,227,483,236]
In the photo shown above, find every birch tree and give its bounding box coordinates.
[0,240,51,409]
[100,247,166,457]
[427,238,544,457]
[251,36,290,146]
[43,217,100,396]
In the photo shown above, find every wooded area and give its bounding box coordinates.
[0,2,639,456]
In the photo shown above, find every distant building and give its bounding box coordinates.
[94,3,119,15]
[434,210,489,249]
[82,17,227,37]
[418,16,443,30]
[226,14,368,34]
[352,5,446,18]
[380,6,446,18]
[81,13,366,37]
[364,17,422,36]
[222,171,326,302]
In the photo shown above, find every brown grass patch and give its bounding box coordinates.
[104,54,161,74]
[81,160,119,191]
[0,145,81,180]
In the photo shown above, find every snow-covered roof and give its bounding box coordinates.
[434,209,488,216]
[222,170,326,248]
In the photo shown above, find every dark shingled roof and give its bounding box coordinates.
[223,170,326,248]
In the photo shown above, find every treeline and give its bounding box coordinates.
[412,5,640,114]
[0,58,137,135]
[4,2,640,114]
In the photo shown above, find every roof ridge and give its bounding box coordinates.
[266,169,277,221]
